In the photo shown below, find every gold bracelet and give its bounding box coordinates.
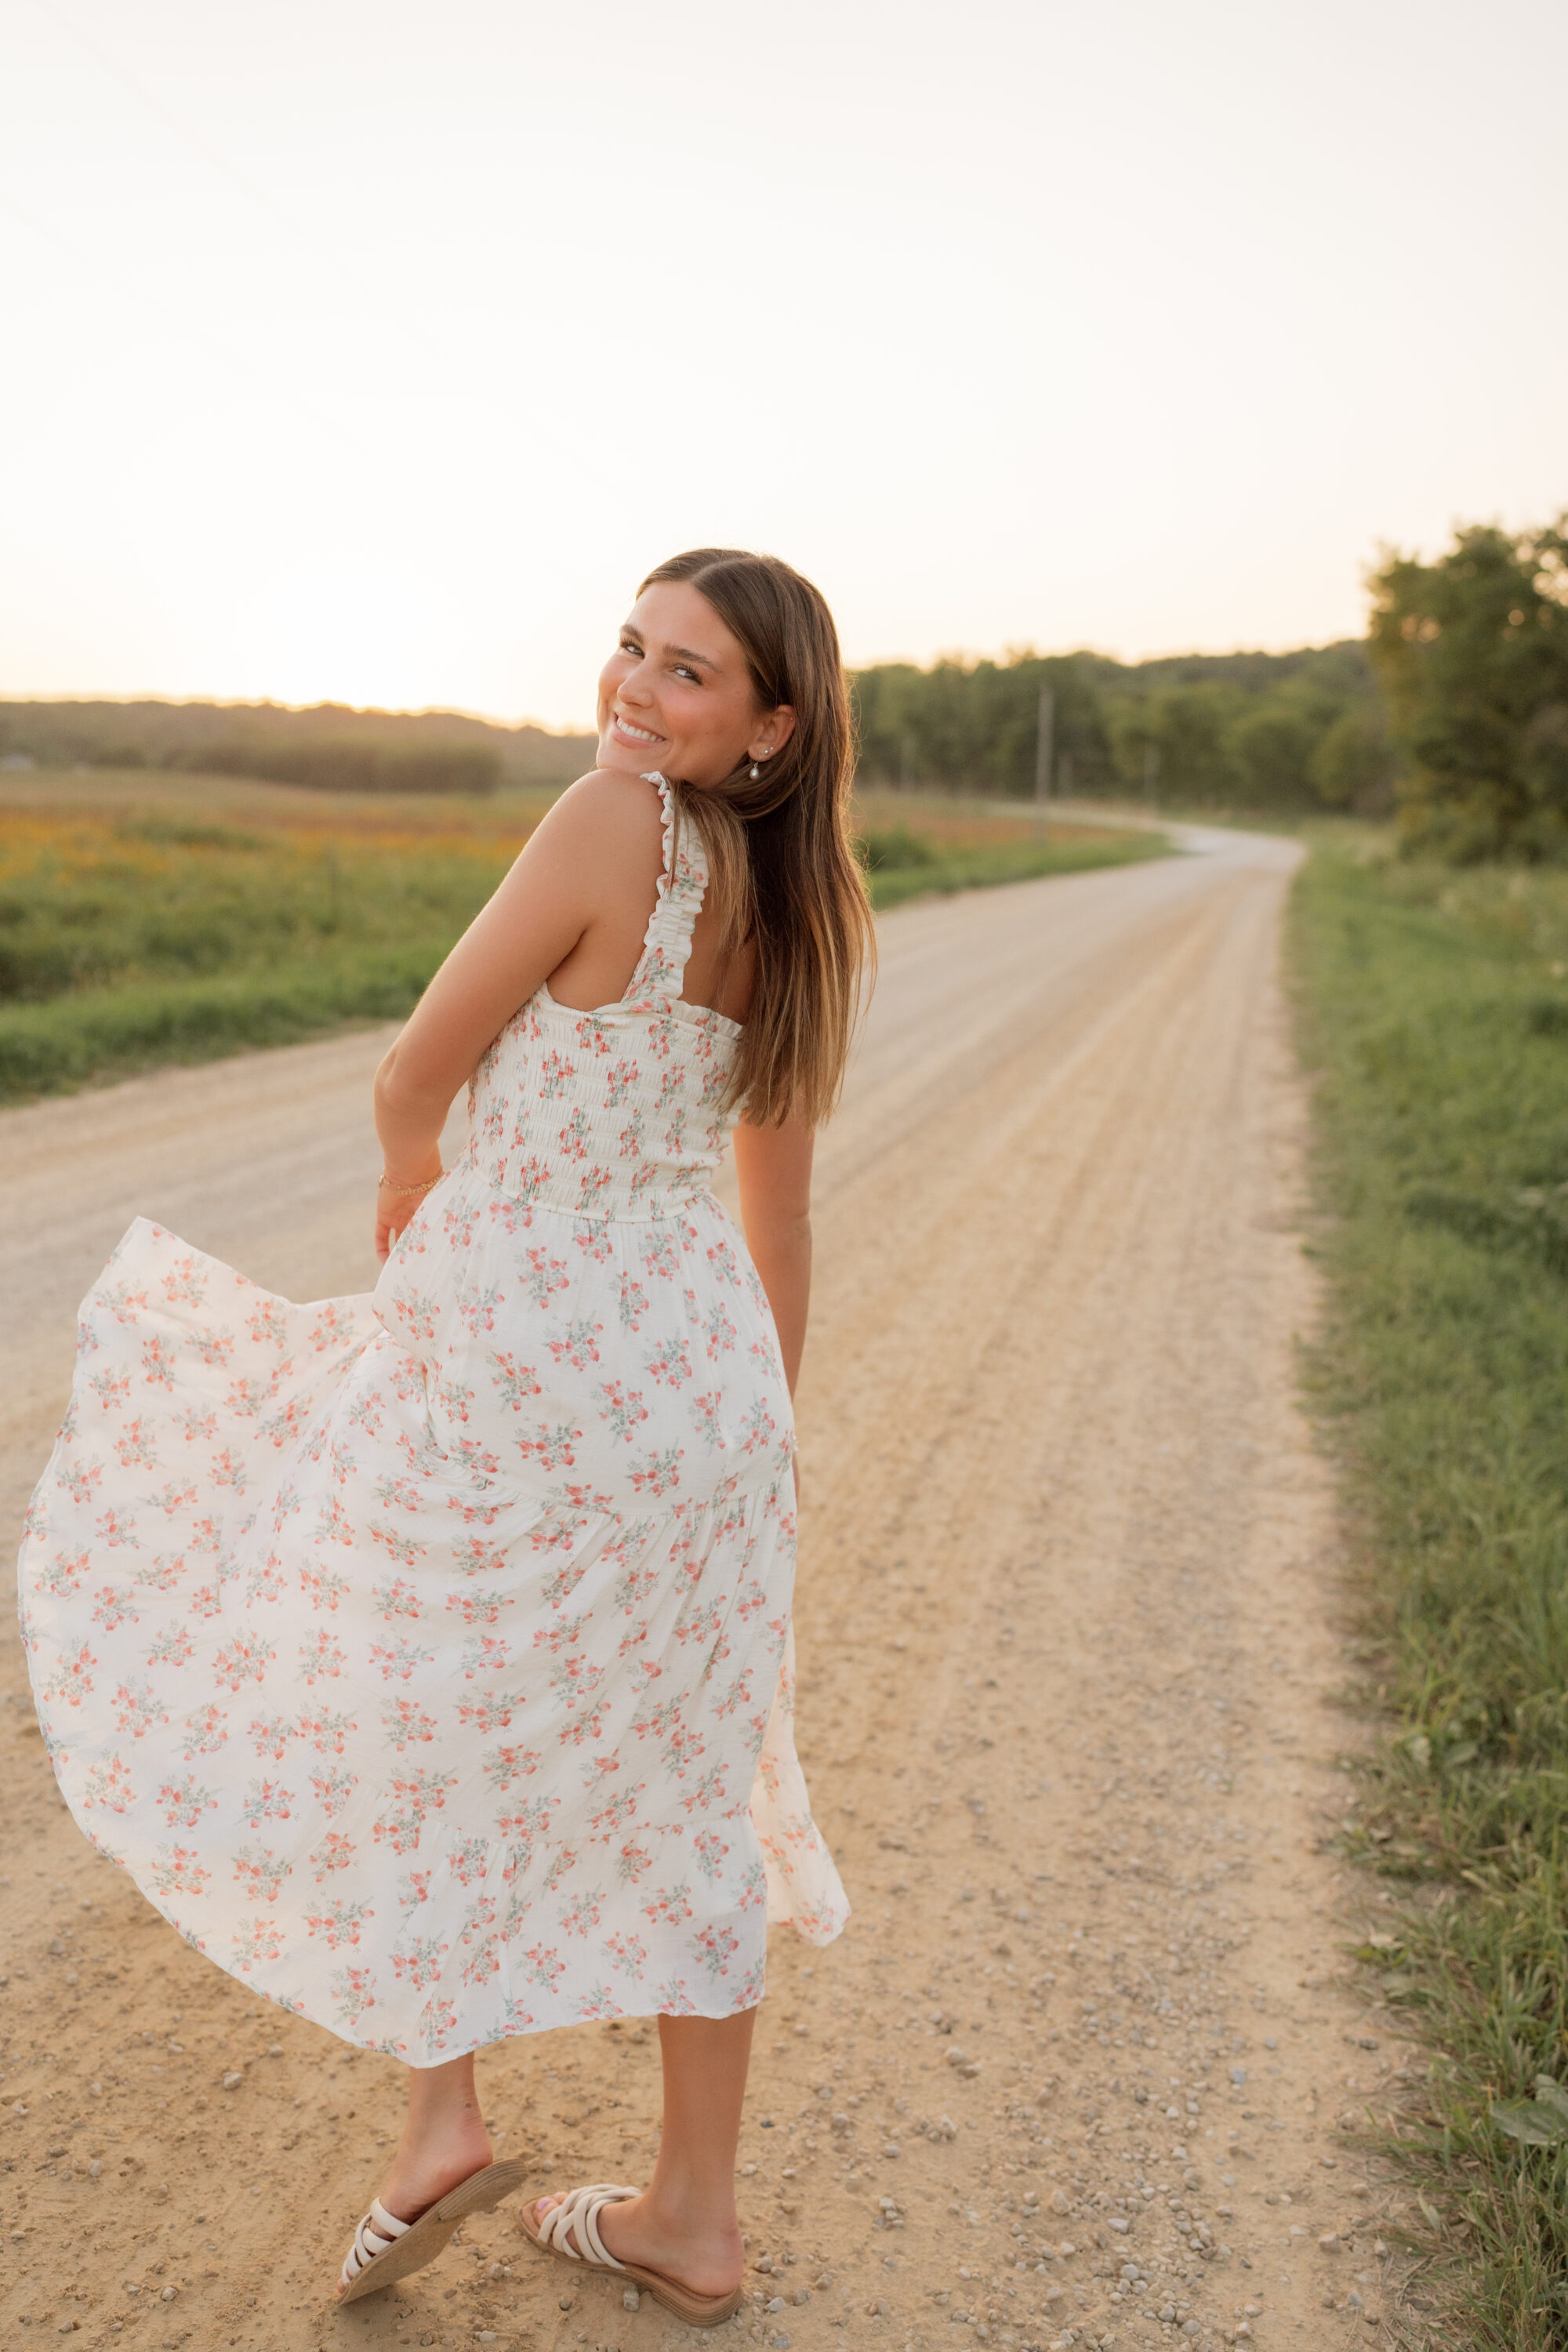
[379,1169,444,1198]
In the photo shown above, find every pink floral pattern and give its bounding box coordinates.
[17,775,847,2063]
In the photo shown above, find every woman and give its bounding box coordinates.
[17,549,871,2322]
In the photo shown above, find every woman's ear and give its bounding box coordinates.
[747,705,797,763]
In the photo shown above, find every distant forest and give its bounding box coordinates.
[0,644,1392,815]
[0,698,596,797]
[856,513,1568,851]
[851,639,1393,813]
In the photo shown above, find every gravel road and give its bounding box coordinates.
[1,830,1410,2352]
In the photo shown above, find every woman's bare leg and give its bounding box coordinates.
[379,2053,494,2223]
[532,2008,755,2296]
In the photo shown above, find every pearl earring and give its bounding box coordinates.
[750,746,773,781]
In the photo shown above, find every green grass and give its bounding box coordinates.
[1292,833,1568,2345]
[0,821,512,1000]
[0,775,1169,1103]
[0,799,542,1101]
[0,949,451,1097]
[858,818,1167,908]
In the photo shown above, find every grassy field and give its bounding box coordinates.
[0,772,1167,1103]
[854,787,1166,904]
[1292,834,1568,2347]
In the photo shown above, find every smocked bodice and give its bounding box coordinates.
[465,774,741,1221]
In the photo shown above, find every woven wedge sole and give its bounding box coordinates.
[339,2158,532,2303]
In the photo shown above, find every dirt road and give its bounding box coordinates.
[2,831,1405,2352]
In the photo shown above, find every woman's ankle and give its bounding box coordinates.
[642,2180,741,2245]
[593,2189,742,2296]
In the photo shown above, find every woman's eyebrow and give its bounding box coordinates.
[666,644,719,670]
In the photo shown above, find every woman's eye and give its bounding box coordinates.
[673,665,700,684]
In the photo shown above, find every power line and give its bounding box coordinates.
[30,0,319,250]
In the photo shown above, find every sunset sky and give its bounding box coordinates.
[3,0,1564,728]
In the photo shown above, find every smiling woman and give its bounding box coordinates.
[19,549,873,2326]
[601,550,875,1129]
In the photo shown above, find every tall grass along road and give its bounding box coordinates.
[1294,838,1568,2348]
[4,837,1396,2351]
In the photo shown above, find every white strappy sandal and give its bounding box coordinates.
[339,2158,531,2303]
[519,2183,744,2328]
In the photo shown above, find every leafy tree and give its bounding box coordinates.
[1149,683,1244,804]
[1368,517,1568,859]
[1308,706,1396,811]
[1229,695,1327,809]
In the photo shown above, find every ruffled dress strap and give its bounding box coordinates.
[621,771,710,1011]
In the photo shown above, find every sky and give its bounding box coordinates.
[2,0,1565,730]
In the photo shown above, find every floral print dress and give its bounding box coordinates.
[16,775,848,2063]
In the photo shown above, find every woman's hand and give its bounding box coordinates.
[374,1152,445,1265]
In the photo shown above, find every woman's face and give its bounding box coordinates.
[596,580,794,787]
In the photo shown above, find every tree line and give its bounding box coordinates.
[851,639,1393,813]
[0,699,595,797]
[5,670,1384,811]
[5,662,1388,815]
[852,510,1568,858]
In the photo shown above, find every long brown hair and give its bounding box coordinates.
[640,548,874,1127]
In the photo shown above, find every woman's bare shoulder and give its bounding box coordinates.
[516,770,665,899]
[543,768,665,854]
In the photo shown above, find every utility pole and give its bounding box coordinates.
[1034,685,1054,804]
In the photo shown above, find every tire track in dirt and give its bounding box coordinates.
[1,831,1407,2352]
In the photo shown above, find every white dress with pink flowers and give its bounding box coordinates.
[17,775,847,2063]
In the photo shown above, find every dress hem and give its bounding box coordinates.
[44,1777,847,2065]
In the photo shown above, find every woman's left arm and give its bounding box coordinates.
[731,1111,815,1399]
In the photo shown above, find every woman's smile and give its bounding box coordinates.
[611,712,664,747]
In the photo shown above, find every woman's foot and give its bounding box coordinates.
[337,2047,495,2301]
[529,2187,743,2298]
